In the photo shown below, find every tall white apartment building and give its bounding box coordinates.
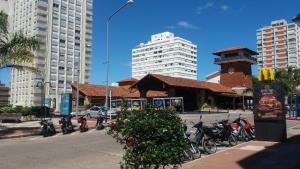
[10,0,92,109]
[256,19,300,69]
[132,32,197,80]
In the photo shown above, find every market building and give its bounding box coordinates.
[71,46,257,112]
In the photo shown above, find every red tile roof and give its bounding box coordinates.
[71,83,167,98]
[213,46,258,56]
[117,77,138,83]
[133,74,235,94]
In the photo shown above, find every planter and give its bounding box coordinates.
[0,113,22,122]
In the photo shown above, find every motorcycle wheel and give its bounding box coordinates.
[42,128,48,137]
[191,145,201,159]
[240,128,250,141]
[183,149,194,161]
[62,127,67,134]
[202,137,217,154]
[228,134,238,146]
[249,128,255,139]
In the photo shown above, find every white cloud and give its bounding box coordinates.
[220,5,229,11]
[177,21,198,29]
[196,2,214,14]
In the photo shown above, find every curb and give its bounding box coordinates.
[0,124,108,139]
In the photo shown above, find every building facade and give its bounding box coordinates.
[10,0,92,109]
[0,82,10,106]
[132,32,197,80]
[256,19,300,69]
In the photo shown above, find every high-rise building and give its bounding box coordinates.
[256,19,300,69]
[0,82,10,106]
[10,0,92,109]
[132,32,197,80]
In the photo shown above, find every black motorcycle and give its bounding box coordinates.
[59,116,74,134]
[40,119,56,137]
[96,116,104,130]
[191,115,217,154]
[206,119,237,147]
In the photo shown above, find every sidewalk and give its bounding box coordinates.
[181,128,300,169]
[0,117,112,139]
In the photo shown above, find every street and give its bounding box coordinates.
[0,113,299,169]
[0,129,123,169]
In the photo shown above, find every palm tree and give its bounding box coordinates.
[0,11,40,71]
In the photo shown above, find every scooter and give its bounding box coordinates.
[78,115,88,132]
[40,119,56,137]
[59,115,74,134]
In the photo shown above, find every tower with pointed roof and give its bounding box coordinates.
[213,47,257,91]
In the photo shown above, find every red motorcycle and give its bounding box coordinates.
[78,116,88,132]
[230,115,255,141]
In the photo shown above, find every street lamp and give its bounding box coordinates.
[36,81,44,120]
[105,0,134,121]
[292,13,300,22]
[35,79,51,119]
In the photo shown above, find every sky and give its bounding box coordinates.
[0,0,299,86]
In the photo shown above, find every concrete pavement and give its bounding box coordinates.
[181,123,300,169]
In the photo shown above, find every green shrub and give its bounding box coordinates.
[0,106,14,113]
[109,107,186,169]
[21,107,32,116]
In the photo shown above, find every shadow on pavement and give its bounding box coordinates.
[238,135,300,169]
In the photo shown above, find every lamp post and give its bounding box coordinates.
[36,81,44,120]
[36,80,51,119]
[105,0,134,121]
[76,68,80,119]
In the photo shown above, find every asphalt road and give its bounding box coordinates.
[0,129,123,169]
[0,113,299,169]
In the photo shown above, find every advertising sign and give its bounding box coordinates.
[296,94,300,117]
[253,82,286,142]
[60,93,72,116]
[253,82,285,120]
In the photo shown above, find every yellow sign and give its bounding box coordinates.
[258,68,275,81]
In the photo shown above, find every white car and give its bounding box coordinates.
[85,106,103,118]
[84,106,118,118]
[70,111,86,116]
[101,108,118,118]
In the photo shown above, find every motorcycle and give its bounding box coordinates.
[78,116,88,132]
[96,115,104,130]
[183,124,201,160]
[231,114,255,141]
[208,118,238,146]
[59,115,74,134]
[190,115,217,154]
[40,119,56,137]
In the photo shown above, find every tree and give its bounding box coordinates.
[275,67,300,104]
[109,107,186,169]
[0,11,40,71]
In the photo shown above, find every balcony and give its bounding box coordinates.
[214,55,257,65]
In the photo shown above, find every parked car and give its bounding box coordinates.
[100,108,118,118]
[70,111,86,116]
[85,106,103,118]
